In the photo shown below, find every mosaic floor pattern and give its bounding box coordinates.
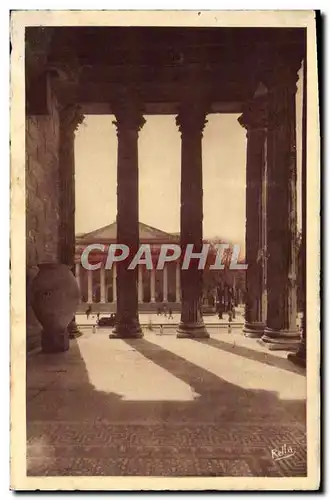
[27,329,306,477]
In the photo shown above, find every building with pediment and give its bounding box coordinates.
[75,221,246,313]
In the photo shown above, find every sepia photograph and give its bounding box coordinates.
[10,10,320,490]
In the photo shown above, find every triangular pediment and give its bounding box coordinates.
[77,221,179,242]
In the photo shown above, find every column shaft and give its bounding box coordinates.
[288,58,307,366]
[150,268,156,303]
[239,96,268,337]
[261,65,300,350]
[176,102,209,338]
[175,261,181,303]
[112,264,117,303]
[163,264,168,302]
[57,106,84,347]
[100,266,106,303]
[75,262,81,295]
[87,269,93,304]
[138,265,143,303]
[110,96,145,338]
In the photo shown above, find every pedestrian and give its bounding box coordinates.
[97,312,100,321]
[228,309,233,333]
[86,305,92,320]
[163,305,167,318]
[168,308,173,319]
[92,324,96,334]
[217,300,223,320]
[159,324,163,335]
[157,307,161,316]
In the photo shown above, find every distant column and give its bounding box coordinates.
[100,266,106,303]
[87,269,93,304]
[150,268,156,303]
[112,264,117,303]
[75,262,81,295]
[175,261,181,302]
[163,264,168,302]
[138,265,143,303]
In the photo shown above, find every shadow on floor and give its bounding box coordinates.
[194,337,306,376]
[26,337,307,478]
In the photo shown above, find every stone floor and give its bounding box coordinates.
[27,328,306,477]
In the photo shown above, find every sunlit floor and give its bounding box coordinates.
[27,328,307,477]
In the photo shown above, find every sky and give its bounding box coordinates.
[75,68,303,253]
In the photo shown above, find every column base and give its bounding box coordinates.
[243,322,265,338]
[41,329,69,353]
[109,318,143,339]
[177,322,210,339]
[259,327,301,351]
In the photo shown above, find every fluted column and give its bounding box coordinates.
[138,265,143,303]
[110,94,145,338]
[238,94,268,338]
[261,59,301,350]
[59,105,84,266]
[75,262,81,295]
[100,265,106,303]
[176,100,209,339]
[57,105,84,348]
[112,264,117,303]
[150,268,156,303]
[87,269,93,304]
[288,58,307,367]
[163,264,168,302]
[175,260,181,303]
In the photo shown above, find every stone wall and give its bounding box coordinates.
[26,85,61,351]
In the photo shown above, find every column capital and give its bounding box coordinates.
[60,104,84,137]
[112,90,146,134]
[238,94,268,132]
[176,100,208,136]
[261,51,301,94]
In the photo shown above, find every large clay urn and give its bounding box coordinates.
[30,263,80,353]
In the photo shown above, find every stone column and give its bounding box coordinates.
[150,268,156,303]
[110,94,145,338]
[58,105,84,347]
[176,100,209,338]
[112,264,117,303]
[138,265,143,303]
[175,260,181,303]
[288,58,307,367]
[87,269,93,304]
[238,94,268,337]
[261,59,301,350]
[163,264,168,303]
[100,265,106,303]
[75,262,81,295]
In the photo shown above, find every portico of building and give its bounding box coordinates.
[25,26,306,359]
